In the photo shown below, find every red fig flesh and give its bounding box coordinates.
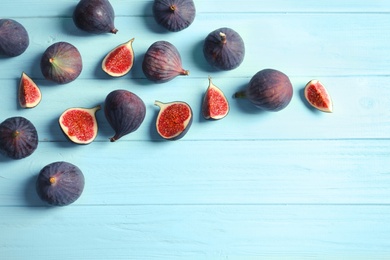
[304,80,333,113]
[102,38,135,77]
[202,77,229,120]
[59,106,101,144]
[142,41,189,83]
[18,72,42,108]
[155,100,192,140]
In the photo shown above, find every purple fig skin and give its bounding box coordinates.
[0,19,29,57]
[234,69,293,111]
[0,116,38,160]
[203,27,245,71]
[142,41,189,83]
[104,89,146,142]
[73,0,117,34]
[36,161,85,206]
[40,42,83,84]
[152,0,196,32]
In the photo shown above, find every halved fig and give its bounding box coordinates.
[102,38,135,77]
[202,77,229,120]
[154,100,192,140]
[18,72,42,108]
[59,105,101,144]
[304,79,333,113]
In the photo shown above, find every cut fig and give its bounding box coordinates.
[102,38,135,77]
[142,41,189,83]
[36,161,85,206]
[154,100,192,140]
[0,116,38,160]
[304,79,333,113]
[59,106,101,144]
[202,77,229,120]
[18,72,42,108]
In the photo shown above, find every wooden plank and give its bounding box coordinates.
[1,140,389,206]
[0,13,389,80]
[1,205,389,259]
[1,0,389,18]
[0,75,389,141]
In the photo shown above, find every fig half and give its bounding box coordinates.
[152,0,196,32]
[59,105,101,144]
[142,41,189,83]
[40,42,83,84]
[36,161,85,206]
[102,38,135,77]
[155,100,193,140]
[234,69,293,112]
[18,72,42,108]
[104,89,146,142]
[202,77,229,120]
[0,116,38,160]
[304,80,333,113]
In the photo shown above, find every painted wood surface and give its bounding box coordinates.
[1,1,390,259]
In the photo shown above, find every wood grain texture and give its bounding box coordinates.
[1,1,390,259]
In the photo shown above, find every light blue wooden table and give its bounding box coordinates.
[1,1,390,259]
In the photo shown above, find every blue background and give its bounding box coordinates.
[1,0,390,259]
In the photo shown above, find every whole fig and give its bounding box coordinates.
[153,0,196,32]
[142,40,189,83]
[104,89,146,142]
[36,161,85,206]
[203,27,245,71]
[40,42,83,84]
[0,19,29,57]
[0,116,38,160]
[73,0,118,34]
[234,69,293,111]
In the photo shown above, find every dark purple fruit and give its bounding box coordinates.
[203,27,245,71]
[152,0,196,32]
[40,42,83,84]
[154,100,193,140]
[0,19,29,57]
[0,116,38,160]
[104,89,146,142]
[142,40,189,83]
[36,161,85,206]
[73,0,118,34]
[234,69,293,111]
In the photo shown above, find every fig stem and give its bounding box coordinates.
[181,69,190,76]
[49,177,56,185]
[233,91,246,99]
[12,130,20,138]
[170,5,176,11]
[111,28,118,34]
[219,32,227,44]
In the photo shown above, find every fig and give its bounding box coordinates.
[304,79,333,113]
[142,40,189,83]
[234,69,293,112]
[73,0,118,34]
[154,100,193,140]
[203,27,245,71]
[152,0,196,32]
[40,42,83,84]
[104,90,146,142]
[59,106,101,144]
[202,77,229,120]
[102,38,135,77]
[0,19,29,57]
[36,161,85,206]
[18,72,42,109]
[0,116,38,160]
